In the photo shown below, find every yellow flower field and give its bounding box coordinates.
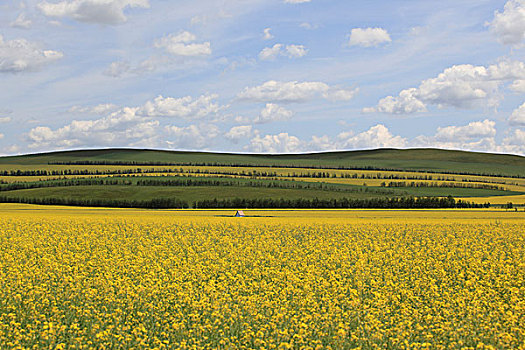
[0,206,524,349]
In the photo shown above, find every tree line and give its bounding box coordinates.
[381,181,504,190]
[47,160,525,179]
[194,196,487,209]
[0,177,395,195]
[0,195,488,209]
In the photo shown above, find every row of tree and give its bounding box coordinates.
[0,195,488,209]
[194,196,487,209]
[0,177,395,195]
[47,160,524,178]
[381,181,504,190]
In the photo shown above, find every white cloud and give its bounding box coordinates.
[249,133,304,153]
[501,129,525,154]
[27,107,159,149]
[259,44,308,60]
[0,35,63,73]
[0,117,12,123]
[509,102,525,125]
[247,124,407,153]
[338,124,407,149]
[487,0,525,46]
[285,44,308,58]
[225,125,255,143]
[284,0,311,3]
[165,124,219,149]
[0,134,4,140]
[259,44,282,61]
[411,120,500,153]
[434,119,496,142]
[68,103,119,115]
[37,0,150,25]
[254,103,293,124]
[103,61,130,77]
[365,61,525,114]
[10,13,32,29]
[26,94,222,149]
[154,32,211,57]
[237,80,358,103]
[140,95,222,119]
[263,28,273,40]
[348,27,391,47]
[363,88,426,114]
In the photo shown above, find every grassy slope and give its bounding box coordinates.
[1,148,525,176]
[0,186,387,202]
[1,185,517,204]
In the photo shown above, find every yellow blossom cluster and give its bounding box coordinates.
[0,216,524,349]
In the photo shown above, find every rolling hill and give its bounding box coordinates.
[1,148,525,177]
[1,148,524,208]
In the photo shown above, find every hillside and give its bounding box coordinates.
[1,148,525,177]
[1,148,524,208]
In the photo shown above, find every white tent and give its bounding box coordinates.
[234,210,245,217]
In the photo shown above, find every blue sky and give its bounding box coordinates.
[0,0,524,155]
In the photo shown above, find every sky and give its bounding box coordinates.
[0,0,524,155]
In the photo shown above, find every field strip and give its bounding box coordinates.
[1,203,524,223]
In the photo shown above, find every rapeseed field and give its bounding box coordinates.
[0,210,524,349]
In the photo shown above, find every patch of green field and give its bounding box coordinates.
[1,148,525,177]
[1,182,518,206]
[0,185,389,203]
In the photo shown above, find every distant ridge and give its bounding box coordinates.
[1,148,525,177]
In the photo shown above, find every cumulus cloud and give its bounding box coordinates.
[348,27,391,47]
[247,124,407,153]
[259,44,308,60]
[249,133,304,153]
[237,80,358,103]
[338,124,407,149]
[27,107,159,149]
[0,35,63,73]
[362,88,426,114]
[37,0,150,25]
[258,44,282,61]
[487,0,525,46]
[140,95,222,119]
[154,32,211,57]
[501,129,525,154]
[411,120,500,153]
[27,94,223,149]
[285,44,308,58]
[165,124,219,149]
[263,28,273,40]
[509,102,525,125]
[365,61,525,114]
[225,125,255,143]
[243,121,525,155]
[10,13,32,29]
[254,103,293,124]
[434,119,496,141]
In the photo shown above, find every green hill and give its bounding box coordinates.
[1,148,524,177]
